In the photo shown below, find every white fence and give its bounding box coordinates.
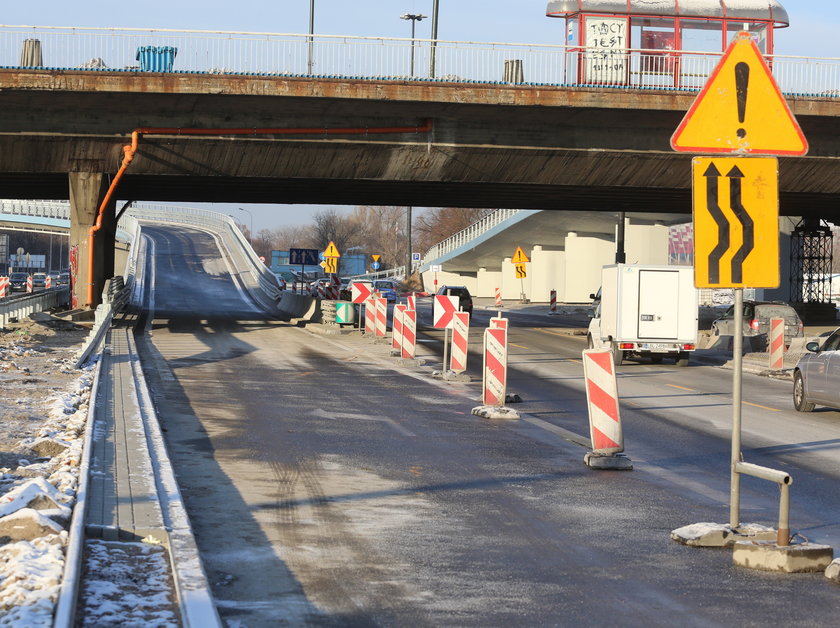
[2,25,840,96]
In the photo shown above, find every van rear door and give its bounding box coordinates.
[637,270,680,339]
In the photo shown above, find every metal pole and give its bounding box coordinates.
[410,20,416,77]
[615,212,626,264]
[729,287,744,529]
[308,0,315,75]
[430,0,440,78]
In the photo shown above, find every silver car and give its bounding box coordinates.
[793,328,840,412]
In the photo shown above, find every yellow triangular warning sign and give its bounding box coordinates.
[371,254,380,262]
[323,241,341,258]
[511,246,529,264]
[671,32,807,157]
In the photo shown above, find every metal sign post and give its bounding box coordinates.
[730,288,744,528]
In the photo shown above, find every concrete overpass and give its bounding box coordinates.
[2,27,840,307]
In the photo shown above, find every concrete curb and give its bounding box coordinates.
[733,540,834,573]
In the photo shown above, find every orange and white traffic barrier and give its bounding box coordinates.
[769,317,785,370]
[45,275,52,289]
[364,298,376,335]
[581,349,632,469]
[327,274,340,299]
[406,293,416,310]
[0,277,8,298]
[450,311,470,373]
[392,304,406,353]
[490,316,508,331]
[494,287,502,307]
[549,289,557,314]
[26,276,33,294]
[482,326,508,405]
[401,309,417,359]
[374,297,388,338]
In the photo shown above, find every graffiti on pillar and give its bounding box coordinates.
[69,245,78,309]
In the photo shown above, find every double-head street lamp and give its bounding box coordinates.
[400,13,427,77]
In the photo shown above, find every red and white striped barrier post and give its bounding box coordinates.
[0,277,8,298]
[494,287,502,308]
[581,349,633,470]
[45,275,52,289]
[548,289,557,314]
[392,304,406,354]
[26,276,33,294]
[406,293,416,311]
[327,274,340,299]
[769,317,785,370]
[470,325,519,419]
[450,312,470,373]
[364,298,376,336]
[401,309,417,359]
[490,316,508,331]
[375,297,388,338]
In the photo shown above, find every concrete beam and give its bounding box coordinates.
[68,172,115,309]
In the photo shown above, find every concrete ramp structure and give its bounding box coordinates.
[420,210,680,303]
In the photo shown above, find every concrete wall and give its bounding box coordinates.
[626,222,670,265]
[421,270,477,295]
[564,233,614,302]
[477,268,502,298]
[529,246,565,303]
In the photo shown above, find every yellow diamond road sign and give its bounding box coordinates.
[671,32,808,157]
[693,156,779,289]
[512,247,529,264]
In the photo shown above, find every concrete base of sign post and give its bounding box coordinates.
[431,369,471,382]
[472,405,520,420]
[670,522,777,547]
[584,452,633,470]
[732,540,834,573]
[826,558,840,583]
[393,357,425,369]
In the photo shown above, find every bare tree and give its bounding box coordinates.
[413,207,495,254]
[309,208,363,255]
[353,206,409,269]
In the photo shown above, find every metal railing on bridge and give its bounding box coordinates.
[2,25,840,97]
[0,199,70,220]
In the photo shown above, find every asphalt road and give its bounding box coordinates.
[136,224,840,627]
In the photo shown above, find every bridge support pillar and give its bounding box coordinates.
[69,172,116,310]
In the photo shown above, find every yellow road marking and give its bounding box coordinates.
[509,343,529,349]
[744,401,781,412]
[667,384,696,392]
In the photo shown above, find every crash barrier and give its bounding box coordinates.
[734,462,793,546]
[392,304,406,352]
[401,309,417,359]
[0,276,7,298]
[582,349,624,455]
[321,300,355,326]
[375,297,388,338]
[482,325,508,405]
[0,287,70,329]
[450,311,470,374]
[74,276,134,368]
[769,317,785,370]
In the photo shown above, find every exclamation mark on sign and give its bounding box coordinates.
[735,61,750,139]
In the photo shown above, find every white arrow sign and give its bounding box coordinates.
[351,281,374,304]
[433,295,459,329]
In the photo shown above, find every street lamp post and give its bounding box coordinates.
[308,0,315,75]
[430,0,440,78]
[400,13,427,77]
[238,207,254,242]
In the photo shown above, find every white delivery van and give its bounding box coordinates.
[587,264,699,366]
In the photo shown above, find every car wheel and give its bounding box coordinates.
[610,342,624,366]
[793,371,815,412]
[676,352,689,367]
[650,355,663,364]
[586,334,594,349]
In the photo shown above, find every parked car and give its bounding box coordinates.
[32,272,47,288]
[711,300,803,349]
[373,280,399,303]
[793,328,840,412]
[9,272,29,292]
[436,285,473,316]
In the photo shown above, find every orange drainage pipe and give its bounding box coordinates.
[85,119,434,306]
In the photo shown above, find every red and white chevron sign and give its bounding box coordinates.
[364,298,376,335]
[375,297,388,337]
[450,312,470,373]
[352,282,374,304]
[392,304,406,351]
[482,327,508,406]
[582,349,624,455]
[402,309,417,359]
[769,317,785,370]
[433,295,459,329]
[0,276,8,298]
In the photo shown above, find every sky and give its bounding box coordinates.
[3,1,837,231]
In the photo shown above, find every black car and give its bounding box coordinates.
[9,272,29,292]
[436,285,473,316]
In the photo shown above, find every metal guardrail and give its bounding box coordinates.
[0,198,70,220]
[0,287,69,328]
[3,25,840,97]
[421,209,529,268]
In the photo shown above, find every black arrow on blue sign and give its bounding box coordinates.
[704,163,729,284]
[727,165,754,284]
